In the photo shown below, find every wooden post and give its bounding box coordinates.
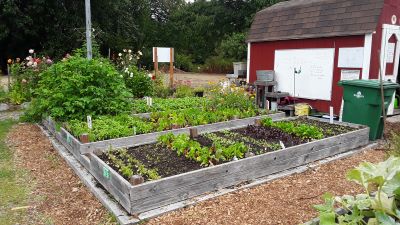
[154,47,158,79]
[7,64,11,91]
[130,175,144,186]
[169,48,174,88]
[80,133,90,143]
[189,128,198,138]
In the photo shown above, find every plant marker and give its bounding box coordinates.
[149,97,153,106]
[87,115,92,129]
[133,127,137,135]
[329,106,334,124]
[279,140,286,149]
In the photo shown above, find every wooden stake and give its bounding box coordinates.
[154,47,158,79]
[130,175,144,186]
[189,128,198,138]
[80,133,90,143]
[170,48,174,88]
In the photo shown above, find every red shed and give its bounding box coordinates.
[247,0,400,115]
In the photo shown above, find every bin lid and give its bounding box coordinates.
[338,79,400,89]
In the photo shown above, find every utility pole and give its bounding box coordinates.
[85,0,93,60]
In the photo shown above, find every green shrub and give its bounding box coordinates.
[0,86,8,103]
[23,55,132,122]
[175,53,194,72]
[122,66,153,98]
[202,56,233,74]
[174,83,194,98]
[152,73,173,98]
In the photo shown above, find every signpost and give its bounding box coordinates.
[153,47,174,87]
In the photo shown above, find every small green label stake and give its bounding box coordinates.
[103,167,110,179]
[66,135,71,144]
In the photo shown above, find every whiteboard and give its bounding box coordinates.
[153,47,174,63]
[338,47,364,68]
[274,48,335,101]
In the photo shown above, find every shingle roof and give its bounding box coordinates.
[247,0,384,43]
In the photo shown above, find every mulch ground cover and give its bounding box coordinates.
[6,124,112,225]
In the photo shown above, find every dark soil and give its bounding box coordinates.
[129,144,202,180]
[100,118,360,182]
[235,125,305,147]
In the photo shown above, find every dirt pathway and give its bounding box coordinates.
[6,124,112,225]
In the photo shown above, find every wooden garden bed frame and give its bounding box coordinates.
[42,112,285,155]
[42,115,369,216]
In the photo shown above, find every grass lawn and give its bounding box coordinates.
[0,120,30,225]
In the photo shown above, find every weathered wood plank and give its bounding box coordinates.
[130,134,368,213]
[89,154,132,211]
[127,127,369,213]
[80,112,286,154]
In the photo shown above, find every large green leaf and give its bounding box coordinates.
[375,211,399,225]
[319,212,337,225]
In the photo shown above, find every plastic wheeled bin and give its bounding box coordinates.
[338,79,399,140]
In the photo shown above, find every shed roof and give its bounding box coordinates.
[247,0,384,43]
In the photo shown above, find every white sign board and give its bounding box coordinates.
[338,47,364,68]
[340,70,360,81]
[386,43,395,63]
[153,47,174,63]
[274,48,335,101]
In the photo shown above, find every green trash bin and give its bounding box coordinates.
[338,79,399,140]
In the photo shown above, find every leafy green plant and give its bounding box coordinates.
[106,148,160,181]
[24,55,132,121]
[262,118,324,140]
[313,156,400,225]
[158,133,248,166]
[132,97,207,113]
[173,82,194,98]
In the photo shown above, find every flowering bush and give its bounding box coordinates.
[122,66,153,98]
[8,49,53,104]
[115,49,142,70]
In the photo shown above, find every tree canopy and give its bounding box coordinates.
[0,0,283,72]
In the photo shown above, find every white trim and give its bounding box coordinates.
[247,42,251,83]
[380,24,400,115]
[362,34,373,79]
[383,24,400,30]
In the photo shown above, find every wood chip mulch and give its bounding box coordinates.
[146,149,387,225]
[6,123,110,225]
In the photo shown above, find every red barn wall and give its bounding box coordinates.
[370,0,400,79]
[249,36,365,114]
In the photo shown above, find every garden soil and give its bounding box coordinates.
[6,124,112,225]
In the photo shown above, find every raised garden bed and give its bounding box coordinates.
[68,117,369,215]
[43,112,285,155]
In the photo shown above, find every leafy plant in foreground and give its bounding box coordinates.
[312,156,400,225]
